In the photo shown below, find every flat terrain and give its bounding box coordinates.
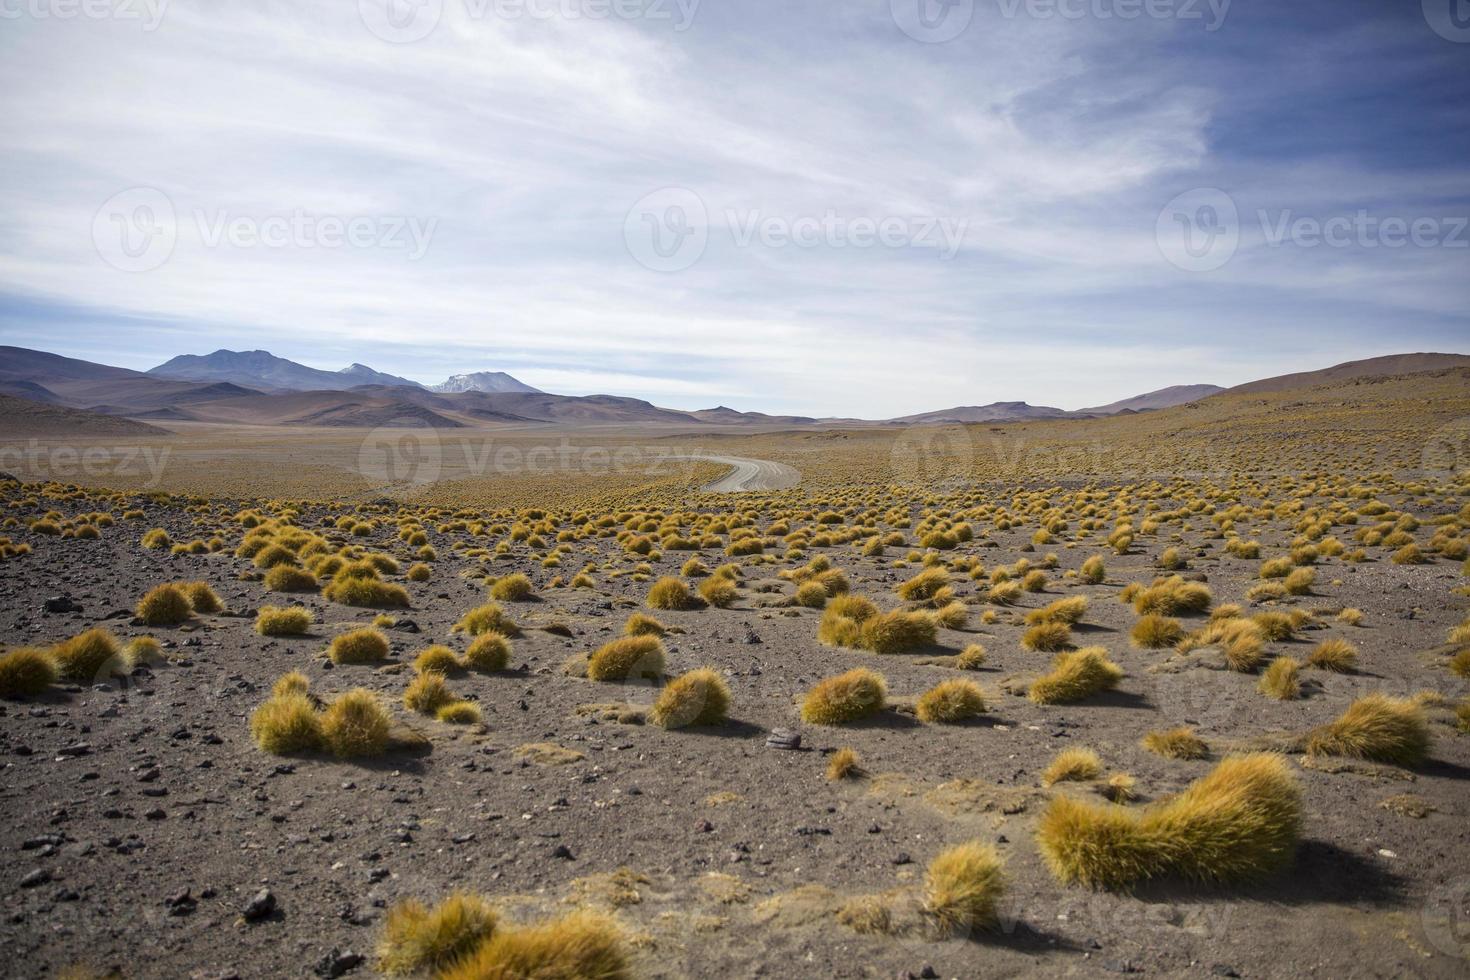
[0,369,1467,979]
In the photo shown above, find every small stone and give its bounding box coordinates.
[242,888,276,921]
[892,852,912,865]
[1210,967,1240,978]
[765,728,801,750]
[20,868,50,888]
[314,949,364,978]
[550,844,574,860]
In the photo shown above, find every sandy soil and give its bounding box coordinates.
[1,476,1467,979]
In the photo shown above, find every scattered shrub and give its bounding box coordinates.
[1036,754,1301,889]
[915,678,986,723]
[859,609,937,654]
[586,636,665,682]
[923,842,1005,935]
[378,892,498,976]
[49,628,123,682]
[827,747,861,781]
[464,632,512,672]
[321,688,392,757]
[323,576,411,609]
[438,701,481,725]
[264,565,318,592]
[1258,657,1301,700]
[1028,648,1123,704]
[437,911,629,980]
[954,643,987,669]
[256,605,313,636]
[1306,639,1357,673]
[329,628,390,665]
[452,602,520,637]
[1042,747,1101,786]
[490,573,534,601]
[1306,694,1430,766]
[250,693,323,755]
[648,668,731,729]
[647,576,704,611]
[1130,614,1183,649]
[414,645,460,675]
[1142,727,1208,760]
[1021,621,1073,653]
[136,583,192,626]
[801,668,887,725]
[404,672,457,716]
[0,647,56,697]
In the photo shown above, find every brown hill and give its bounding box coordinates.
[1230,353,1470,394]
[0,393,168,436]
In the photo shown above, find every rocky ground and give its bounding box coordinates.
[1,481,1468,980]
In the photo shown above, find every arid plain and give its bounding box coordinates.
[1,365,1469,979]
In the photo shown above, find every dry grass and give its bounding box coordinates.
[1305,694,1431,766]
[1042,747,1102,786]
[1130,614,1183,649]
[1037,753,1301,889]
[915,678,986,723]
[1028,648,1123,705]
[256,605,313,636]
[1141,727,1208,760]
[437,701,481,725]
[923,842,1005,935]
[586,636,665,682]
[49,628,124,682]
[1258,657,1301,700]
[490,572,535,601]
[464,632,512,672]
[801,668,887,725]
[329,628,389,665]
[321,688,392,757]
[826,747,861,781]
[413,645,461,675]
[1024,595,1088,626]
[954,643,987,669]
[250,692,323,755]
[859,609,937,654]
[0,647,56,697]
[1306,639,1358,673]
[453,602,520,637]
[436,910,629,980]
[1132,576,1211,616]
[648,668,730,729]
[647,576,704,611]
[378,892,498,976]
[1021,621,1073,653]
[404,672,457,716]
[623,613,666,637]
[136,583,193,626]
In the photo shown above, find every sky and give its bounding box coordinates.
[0,0,1467,417]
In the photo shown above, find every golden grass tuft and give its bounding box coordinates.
[817,594,879,648]
[1132,576,1211,616]
[1028,647,1123,705]
[1306,638,1357,672]
[1021,621,1073,653]
[1130,614,1183,649]
[826,747,861,781]
[321,688,392,757]
[272,671,310,697]
[647,576,704,611]
[323,575,411,609]
[1079,555,1106,584]
[1305,694,1430,766]
[250,692,323,755]
[586,635,665,682]
[256,605,313,636]
[179,581,224,614]
[1180,617,1267,672]
[1036,753,1301,890]
[794,580,830,608]
[954,643,987,669]
[490,573,534,601]
[414,645,461,675]
[897,567,949,602]
[437,701,482,725]
[698,575,740,609]
[264,565,318,593]
[453,602,520,637]
[378,892,499,976]
[801,668,887,725]
[1258,656,1301,700]
[0,647,56,697]
[648,668,731,729]
[437,911,629,980]
[136,583,193,626]
[915,678,986,723]
[1141,727,1208,760]
[923,842,1005,935]
[1024,596,1088,626]
[328,627,389,665]
[404,672,457,716]
[49,628,124,682]
[1042,747,1102,786]
[859,609,937,654]
[623,613,666,637]
[464,631,512,672]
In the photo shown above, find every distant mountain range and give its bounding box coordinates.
[1,345,1466,432]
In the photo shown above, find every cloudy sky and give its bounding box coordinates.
[1,0,1466,417]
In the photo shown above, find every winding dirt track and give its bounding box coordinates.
[678,454,801,492]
